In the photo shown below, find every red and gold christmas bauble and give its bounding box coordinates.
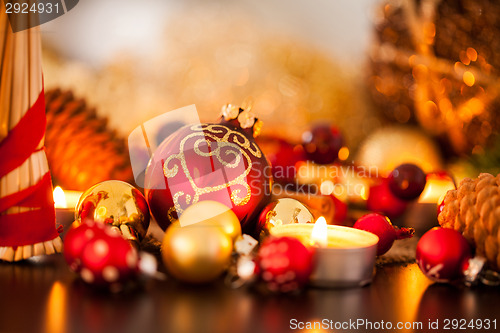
[145,106,272,233]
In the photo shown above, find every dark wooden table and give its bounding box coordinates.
[1,254,499,333]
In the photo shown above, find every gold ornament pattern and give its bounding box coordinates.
[162,123,262,217]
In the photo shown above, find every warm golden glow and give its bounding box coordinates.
[463,71,475,86]
[338,146,349,161]
[418,174,455,204]
[53,187,83,210]
[53,186,67,209]
[391,264,433,327]
[466,47,477,62]
[45,282,67,333]
[360,185,369,201]
[320,180,335,195]
[310,217,328,248]
[96,206,108,218]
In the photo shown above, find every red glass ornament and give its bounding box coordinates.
[257,136,306,184]
[63,220,107,272]
[354,213,414,255]
[79,233,139,288]
[145,120,272,233]
[331,194,348,223]
[256,236,314,292]
[367,179,408,218]
[302,125,343,165]
[416,227,472,282]
[388,163,427,200]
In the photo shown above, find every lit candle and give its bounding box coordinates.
[53,187,83,237]
[418,172,455,204]
[405,171,456,234]
[269,216,379,288]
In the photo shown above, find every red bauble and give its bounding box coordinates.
[354,213,414,255]
[367,179,408,218]
[256,236,314,292]
[388,163,427,200]
[331,194,348,223]
[416,227,472,282]
[302,124,343,165]
[63,220,107,272]
[257,136,306,184]
[145,112,272,233]
[79,233,139,288]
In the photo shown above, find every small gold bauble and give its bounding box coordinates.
[75,180,150,241]
[178,200,241,242]
[162,222,233,283]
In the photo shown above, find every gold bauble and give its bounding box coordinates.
[355,126,443,177]
[178,201,241,242]
[75,180,150,241]
[162,222,233,283]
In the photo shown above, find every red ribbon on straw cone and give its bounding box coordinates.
[0,9,62,261]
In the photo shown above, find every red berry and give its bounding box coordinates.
[354,213,414,256]
[302,125,343,165]
[79,233,139,289]
[256,237,314,292]
[63,220,107,272]
[416,228,471,282]
[388,163,427,200]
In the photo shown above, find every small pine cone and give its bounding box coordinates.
[438,173,500,271]
[45,89,134,191]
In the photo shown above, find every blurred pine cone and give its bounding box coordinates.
[45,89,134,191]
[438,173,500,271]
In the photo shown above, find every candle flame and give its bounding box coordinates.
[53,186,67,208]
[310,216,328,247]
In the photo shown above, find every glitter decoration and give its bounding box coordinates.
[370,0,500,155]
[42,7,371,149]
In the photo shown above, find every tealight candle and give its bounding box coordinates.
[269,217,379,288]
[53,187,83,238]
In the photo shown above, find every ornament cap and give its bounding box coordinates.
[463,256,500,287]
[463,256,486,287]
[219,104,262,138]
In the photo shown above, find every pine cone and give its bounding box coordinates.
[45,89,134,191]
[438,173,500,271]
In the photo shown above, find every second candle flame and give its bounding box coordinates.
[53,186,67,209]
